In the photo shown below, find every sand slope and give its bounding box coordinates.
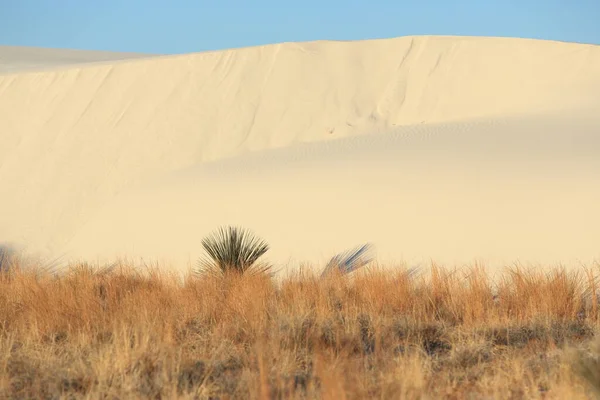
[63,114,600,270]
[0,36,599,270]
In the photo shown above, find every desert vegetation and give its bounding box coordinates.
[0,232,599,399]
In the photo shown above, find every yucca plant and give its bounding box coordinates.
[321,243,375,278]
[196,226,272,276]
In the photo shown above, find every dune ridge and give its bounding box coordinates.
[0,35,599,269]
[0,45,152,73]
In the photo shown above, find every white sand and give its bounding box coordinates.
[0,36,599,271]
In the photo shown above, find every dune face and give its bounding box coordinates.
[0,36,599,270]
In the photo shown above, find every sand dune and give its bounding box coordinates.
[0,36,599,270]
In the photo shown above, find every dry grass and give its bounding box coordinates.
[0,259,599,399]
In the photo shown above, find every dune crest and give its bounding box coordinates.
[0,45,151,73]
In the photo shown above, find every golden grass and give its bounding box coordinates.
[0,260,599,399]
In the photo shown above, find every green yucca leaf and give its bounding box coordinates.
[321,243,375,278]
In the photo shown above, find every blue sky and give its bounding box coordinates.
[1,0,599,54]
